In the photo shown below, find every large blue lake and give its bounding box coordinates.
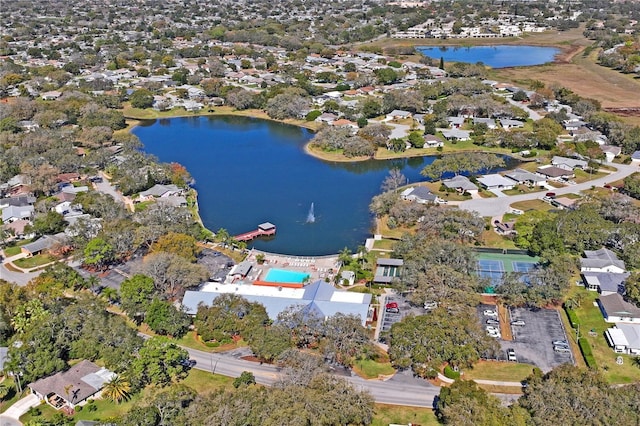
[417,45,560,68]
[135,116,438,255]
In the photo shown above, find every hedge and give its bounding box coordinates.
[578,338,598,369]
[564,306,580,329]
[443,365,461,380]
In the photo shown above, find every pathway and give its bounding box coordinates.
[507,98,542,121]
[0,394,40,426]
[459,163,638,217]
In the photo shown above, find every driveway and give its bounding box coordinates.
[1,253,41,286]
[459,163,638,217]
[0,393,40,426]
[507,99,542,121]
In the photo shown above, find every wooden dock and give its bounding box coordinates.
[234,222,276,242]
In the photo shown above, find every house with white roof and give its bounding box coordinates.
[182,280,371,325]
[599,293,640,323]
[473,117,497,130]
[446,116,465,128]
[477,174,514,190]
[441,129,471,141]
[442,175,478,194]
[400,186,439,204]
[631,150,640,164]
[386,110,412,120]
[1,204,34,223]
[605,324,640,355]
[551,156,588,170]
[504,168,547,186]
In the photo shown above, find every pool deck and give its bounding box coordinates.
[245,249,341,284]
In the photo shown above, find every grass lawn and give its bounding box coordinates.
[3,246,22,257]
[353,358,396,379]
[573,169,607,184]
[463,361,537,382]
[375,216,414,239]
[174,331,247,353]
[503,185,545,196]
[546,181,568,189]
[372,404,439,426]
[570,289,640,384]
[424,182,472,202]
[133,200,154,212]
[13,254,55,269]
[347,285,384,296]
[180,368,234,394]
[510,199,554,212]
[480,230,517,249]
[372,238,397,251]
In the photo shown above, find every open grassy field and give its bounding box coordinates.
[463,361,536,382]
[510,199,554,212]
[13,254,55,269]
[372,404,439,426]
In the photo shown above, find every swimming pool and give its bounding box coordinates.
[264,268,310,283]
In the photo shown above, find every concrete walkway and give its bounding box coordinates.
[0,394,40,426]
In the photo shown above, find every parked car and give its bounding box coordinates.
[545,192,556,198]
[487,329,500,338]
[486,319,500,325]
[483,309,498,317]
[486,326,499,332]
[179,359,197,368]
[423,301,438,310]
[385,302,400,313]
[507,348,517,362]
[552,340,569,347]
[554,345,571,353]
[510,319,526,326]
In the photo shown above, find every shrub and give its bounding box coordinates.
[443,365,461,380]
[578,338,598,369]
[564,306,580,328]
[305,110,322,121]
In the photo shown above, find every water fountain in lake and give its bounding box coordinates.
[306,202,315,223]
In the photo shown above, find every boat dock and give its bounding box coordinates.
[234,222,276,242]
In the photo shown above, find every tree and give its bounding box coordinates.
[387,307,498,377]
[624,273,640,307]
[30,211,66,236]
[233,371,256,388]
[225,88,255,110]
[623,172,640,199]
[129,337,189,390]
[373,68,399,85]
[421,152,505,180]
[145,299,191,337]
[322,313,372,367]
[83,237,115,270]
[139,252,209,299]
[380,169,407,192]
[266,92,310,120]
[408,131,424,148]
[102,375,131,404]
[194,294,268,343]
[151,232,200,262]
[130,89,154,109]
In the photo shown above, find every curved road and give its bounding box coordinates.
[459,163,638,217]
[185,346,439,407]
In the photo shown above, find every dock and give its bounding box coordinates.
[234,222,276,242]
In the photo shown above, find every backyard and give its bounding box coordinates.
[569,289,640,384]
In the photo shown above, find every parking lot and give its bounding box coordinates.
[503,307,573,372]
[378,294,424,336]
[476,304,573,371]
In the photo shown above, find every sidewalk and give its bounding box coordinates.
[0,393,40,426]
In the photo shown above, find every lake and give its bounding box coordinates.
[136,116,514,255]
[417,45,561,68]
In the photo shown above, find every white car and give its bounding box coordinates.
[486,326,499,332]
[507,349,517,362]
[487,329,500,338]
[510,319,526,326]
[483,309,498,317]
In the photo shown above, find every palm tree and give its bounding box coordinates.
[0,382,10,402]
[102,375,131,404]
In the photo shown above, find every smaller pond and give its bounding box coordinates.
[417,45,561,68]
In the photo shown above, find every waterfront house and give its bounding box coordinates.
[504,168,547,186]
[400,186,438,204]
[442,175,478,194]
[477,174,515,190]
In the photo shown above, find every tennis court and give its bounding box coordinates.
[476,251,539,289]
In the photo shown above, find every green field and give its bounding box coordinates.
[372,404,439,426]
[463,361,537,382]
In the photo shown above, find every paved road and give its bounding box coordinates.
[507,98,542,121]
[459,163,638,217]
[184,345,439,407]
[0,253,40,286]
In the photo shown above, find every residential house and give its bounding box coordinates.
[442,175,478,194]
[473,117,497,130]
[182,280,371,325]
[28,360,116,410]
[1,204,34,223]
[316,112,338,124]
[446,116,465,128]
[504,168,547,186]
[582,272,629,295]
[580,248,626,274]
[605,324,640,355]
[601,145,621,163]
[423,134,444,148]
[229,261,253,280]
[0,346,7,372]
[20,232,67,257]
[374,258,403,285]
[400,186,439,204]
[535,165,574,180]
[2,219,34,240]
[386,110,412,120]
[0,195,36,209]
[551,156,588,170]
[551,196,579,210]
[41,90,62,100]
[500,119,524,130]
[631,150,640,164]
[340,270,356,286]
[138,184,181,201]
[477,174,514,190]
[441,129,471,142]
[599,293,640,323]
